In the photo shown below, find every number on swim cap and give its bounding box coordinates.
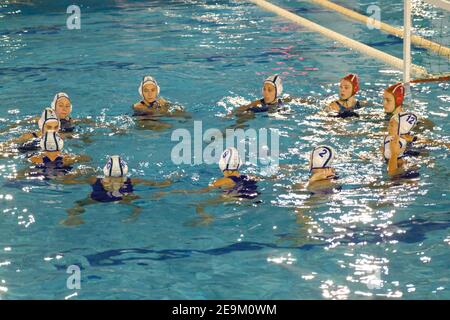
[310,145,334,171]
[407,114,416,125]
[318,149,328,157]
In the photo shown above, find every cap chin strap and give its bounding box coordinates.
[270,75,279,99]
[53,132,59,151]
[118,157,124,177]
[109,159,113,177]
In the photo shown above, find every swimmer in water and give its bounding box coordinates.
[383,82,405,119]
[133,76,169,115]
[306,145,340,193]
[276,145,340,246]
[1,95,97,156]
[155,147,260,226]
[325,74,366,118]
[158,147,259,198]
[286,145,341,194]
[382,82,435,130]
[382,115,419,178]
[132,76,191,130]
[212,147,260,199]
[0,92,122,154]
[232,75,293,117]
[382,84,449,149]
[20,108,59,141]
[15,131,91,180]
[225,75,294,131]
[50,92,92,132]
[0,92,95,135]
[1,108,61,154]
[49,92,133,138]
[62,155,172,226]
[395,112,424,157]
[356,82,438,145]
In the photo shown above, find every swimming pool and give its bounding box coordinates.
[0,0,449,299]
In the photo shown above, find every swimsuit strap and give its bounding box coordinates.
[335,99,360,118]
[42,155,63,164]
[225,174,259,199]
[227,175,243,184]
[336,99,361,111]
[335,100,351,112]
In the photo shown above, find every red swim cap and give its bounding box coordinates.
[385,83,405,108]
[341,74,359,96]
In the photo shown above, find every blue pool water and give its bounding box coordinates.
[0,0,449,299]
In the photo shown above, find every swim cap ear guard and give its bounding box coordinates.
[310,145,335,171]
[262,74,283,100]
[40,131,64,152]
[383,136,407,160]
[103,155,129,177]
[385,83,405,109]
[397,112,418,135]
[341,73,359,96]
[51,92,72,113]
[219,147,243,172]
[38,108,59,132]
[139,76,160,98]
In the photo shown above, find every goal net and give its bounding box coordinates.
[407,0,450,83]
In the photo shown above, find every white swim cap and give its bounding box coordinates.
[38,108,59,132]
[397,112,418,135]
[40,131,64,152]
[103,155,129,177]
[262,74,283,99]
[219,147,243,172]
[383,135,407,160]
[51,92,72,112]
[310,145,335,171]
[139,76,160,98]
